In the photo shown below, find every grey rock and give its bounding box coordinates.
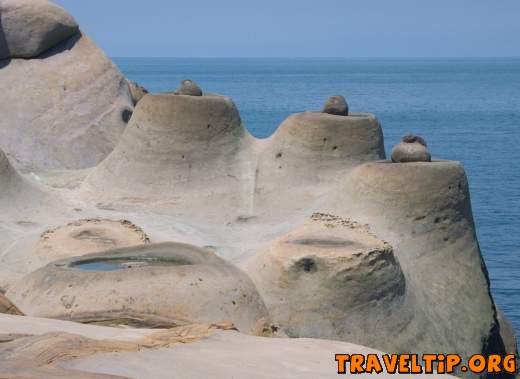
[0,33,133,171]
[401,134,427,146]
[175,79,203,96]
[322,95,348,116]
[7,242,270,334]
[391,134,431,162]
[245,214,410,346]
[0,0,79,59]
[326,161,507,378]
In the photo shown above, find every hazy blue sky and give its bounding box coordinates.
[55,0,520,58]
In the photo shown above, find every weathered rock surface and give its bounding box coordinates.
[7,243,271,334]
[391,134,431,163]
[0,293,23,315]
[0,314,237,379]
[0,2,516,375]
[325,160,510,375]
[175,79,203,96]
[127,80,148,105]
[256,112,385,195]
[0,314,457,379]
[0,146,61,211]
[80,92,257,219]
[0,0,79,59]
[36,219,150,260]
[0,2,133,172]
[246,213,412,346]
[322,95,348,116]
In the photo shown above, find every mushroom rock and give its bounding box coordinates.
[325,160,511,369]
[175,79,203,96]
[391,134,431,163]
[0,293,23,315]
[127,80,149,105]
[0,0,133,171]
[7,242,271,334]
[81,93,256,219]
[254,111,385,209]
[322,95,349,116]
[0,0,79,59]
[245,213,412,347]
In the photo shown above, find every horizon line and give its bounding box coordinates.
[110,56,520,60]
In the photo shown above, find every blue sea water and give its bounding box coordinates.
[114,57,520,334]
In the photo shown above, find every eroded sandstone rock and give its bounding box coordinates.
[7,243,270,334]
[37,219,150,260]
[0,314,458,378]
[0,1,133,171]
[80,92,256,217]
[0,0,79,59]
[245,213,411,345]
[325,160,511,376]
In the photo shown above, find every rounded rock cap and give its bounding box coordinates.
[175,79,203,96]
[391,134,431,163]
[322,95,349,116]
[0,0,80,59]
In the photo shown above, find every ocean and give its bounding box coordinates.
[114,57,520,334]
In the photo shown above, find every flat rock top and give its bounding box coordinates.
[274,213,391,260]
[0,314,455,378]
[62,329,457,378]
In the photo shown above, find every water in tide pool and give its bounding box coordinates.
[114,57,520,334]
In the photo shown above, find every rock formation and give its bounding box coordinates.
[255,111,385,202]
[0,1,516,378]
[81,96,385,220]
[0,146,59,212]
[0,0,79,59]
[80,91,257,219]
[0,314,457,378]
[36,219,150,260]
[391,134,432,162]
[0,0,133,171]
[322,95,349,116]
[245,213,412,346]
[7,243,271,334]
[175,79,203,96]
[324,160,513,371]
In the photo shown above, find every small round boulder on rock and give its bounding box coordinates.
[322,95,349,116]
[391,134,431,163]
[175,80,203,96]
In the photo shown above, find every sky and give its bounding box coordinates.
[54,0,520,58]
